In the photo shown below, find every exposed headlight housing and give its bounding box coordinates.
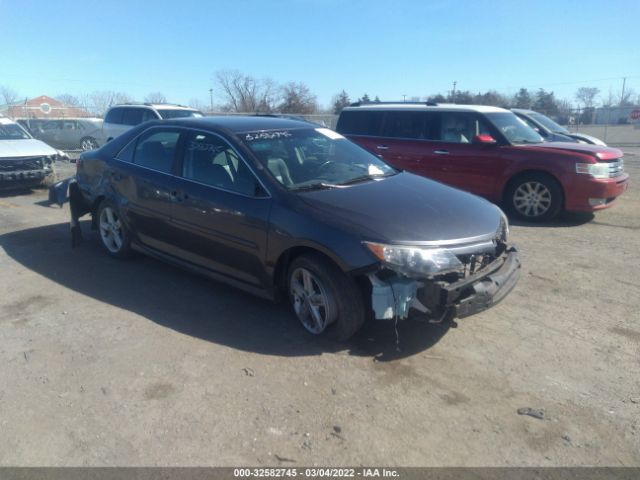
[364,242,463,276]
[576,162,610,179]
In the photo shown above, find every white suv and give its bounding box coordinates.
[102,104,203,142]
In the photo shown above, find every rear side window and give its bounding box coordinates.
[381,111,438,140]
[435,112,493,144]
[122,108,145,126]
[105,108,124,124]
[336,110,384,136]
[132,129,180,173]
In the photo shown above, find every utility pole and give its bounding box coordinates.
[209,88,214,114]
[620,77,627,106]
[452,81,457,103]
[402,94,407,102]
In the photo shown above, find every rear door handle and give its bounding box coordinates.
[433,149,449,155]
[170,190,189,202]
[376,145,389,151]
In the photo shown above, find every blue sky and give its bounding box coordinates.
[1,0,638,108]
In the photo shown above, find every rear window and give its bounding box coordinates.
[157,109,203,119]
[336,110,384,136]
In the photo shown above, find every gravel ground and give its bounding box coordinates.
[0,150,638,467]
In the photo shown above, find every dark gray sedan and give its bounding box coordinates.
[70,116,520,339]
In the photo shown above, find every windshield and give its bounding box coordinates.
[242,128,397,190]
[485,112,544,144]
[529,112,569,134]
[0,123,31,140]
[157,109,203,119]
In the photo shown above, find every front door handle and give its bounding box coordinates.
[376,145,389,151]
[170,190,189,202]
[433,150,449,155]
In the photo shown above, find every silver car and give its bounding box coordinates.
[22,118,104,151]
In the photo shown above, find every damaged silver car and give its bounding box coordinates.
[69,116,520,340]
[0,115,57,189]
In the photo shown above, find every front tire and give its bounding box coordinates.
[505,173,563,221]
[97,200,131,258]
[288,254,365,341]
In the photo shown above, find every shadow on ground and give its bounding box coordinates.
[0,221,450,361]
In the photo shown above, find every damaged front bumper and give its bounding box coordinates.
[368,246,520,322]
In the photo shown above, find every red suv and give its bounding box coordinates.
[336,103,629,220]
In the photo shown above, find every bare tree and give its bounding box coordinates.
[144,92,167,104]
[617,87,636,107]
[278,82,318,114]
[215,70,277,113]
[0,86,20,106]
[188,98,210,113]
[56,93,81,106]
[575,87,599,108]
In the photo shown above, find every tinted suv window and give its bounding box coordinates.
[182,132,261,196]
[337,110,384,136]
[133,129,180,173]
[436,112,492,144]
[105,108,124,124]
[122,108,146,126]
[381,111,438,140]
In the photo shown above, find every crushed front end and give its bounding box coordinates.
[365,213,520,323]
[0,155,55,189]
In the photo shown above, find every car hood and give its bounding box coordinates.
[295,172,503,244]
[524,141,621,160]
[0,139,58,159]
[565,133,607,146]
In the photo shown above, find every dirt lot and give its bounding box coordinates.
[0,151,638,467]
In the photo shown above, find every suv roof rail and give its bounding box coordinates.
[348,101,439,107]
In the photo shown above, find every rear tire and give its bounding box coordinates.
[505,173,563,221]
[287,254,365,341]
[80,136,99,151]
[96,199,131,259]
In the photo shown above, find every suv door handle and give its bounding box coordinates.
[433,150,449,155]
[376,145,389,150]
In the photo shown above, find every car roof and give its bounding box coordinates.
[342,103,508,114]
[156,115,316,133]
[108,103,198,111]
[511,108,535,114]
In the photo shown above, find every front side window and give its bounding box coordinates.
[132,130,180,173]
[241,128,397,191]
[485,112,544,144]
[181,132,261,196]
[437,112,493,144]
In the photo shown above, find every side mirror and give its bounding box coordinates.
[473,134,497,145]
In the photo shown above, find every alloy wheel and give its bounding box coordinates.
[81,138,98,151]
[99,207,124,253]
[289,267,334,334]
[513,181,552,218]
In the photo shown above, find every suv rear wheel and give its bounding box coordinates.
[506,172,563,221]
[287,254,365,340]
